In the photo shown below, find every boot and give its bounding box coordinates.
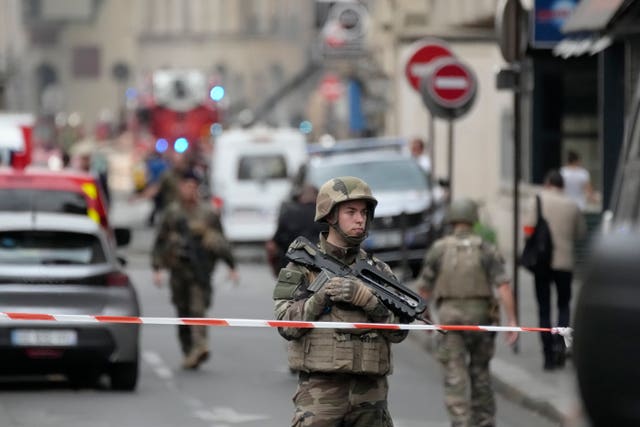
[543,350,555,371]
[182,345,210,370]
[553,335,566,368]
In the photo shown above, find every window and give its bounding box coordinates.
[0,231,106,265]
[237,155,287,180]
[73,46,100,78]
[309,158,431,192]
[0,189,87,215]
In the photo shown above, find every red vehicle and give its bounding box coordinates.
[0,167,111,229]
[136,69,221,156]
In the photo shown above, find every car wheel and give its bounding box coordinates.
[109,361,138,391]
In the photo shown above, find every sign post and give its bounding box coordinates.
[496,0,528,354]
[419,57,478,200]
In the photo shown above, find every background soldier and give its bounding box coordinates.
[273,176,408,427]
[152,170,238,369]
[413,198,518,427]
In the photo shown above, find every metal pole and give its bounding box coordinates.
[512,64,522,354]
[429,114,435,176]
[448,120,454,202]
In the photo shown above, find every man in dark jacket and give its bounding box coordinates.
[266,184,327,276]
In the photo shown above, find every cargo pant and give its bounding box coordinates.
[291,373,393,427]
[169,268,212,356]
[436,299,496,427]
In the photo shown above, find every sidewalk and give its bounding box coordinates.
[410,266,587,426]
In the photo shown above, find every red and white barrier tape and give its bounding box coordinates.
[0,311,573,345]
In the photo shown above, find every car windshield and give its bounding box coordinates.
[237,155,288,181]
[0,230,106,265]
[0,189,88,215]
[308,158,430,191]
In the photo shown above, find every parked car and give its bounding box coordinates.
[0,166,111,229]
[210,126,308,242]
[293,138,445,278]
[0,212,139,390]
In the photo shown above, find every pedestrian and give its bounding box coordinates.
[273,176,409,427]
[524,170,586,371]
[151,169,238,369]
[560,150,593,210]
[144,151,170,226]
[413,198,518,427]
[408,137,432,173]
[265,184,327,276]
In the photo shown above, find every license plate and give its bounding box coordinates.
[11,329,78,347]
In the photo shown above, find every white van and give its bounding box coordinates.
[210,126,308,242]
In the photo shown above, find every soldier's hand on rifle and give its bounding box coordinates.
[152,269,164,288]
[326,278,376,309]
[303,285,332,320]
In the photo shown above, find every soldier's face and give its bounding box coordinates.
[336,200,368,237]
[179,179,199,203]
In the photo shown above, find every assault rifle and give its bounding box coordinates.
[285,236,427,323]
[176,218,210,287]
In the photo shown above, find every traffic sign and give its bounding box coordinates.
[420,57,477,119]
[404,39,453,92]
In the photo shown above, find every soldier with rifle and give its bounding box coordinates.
[152,170,238,369]
[273,176,425,427]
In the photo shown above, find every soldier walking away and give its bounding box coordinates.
[273,176,410,427]
[152,170,238,369]
[524,170,586,371]
[413,198,518,427]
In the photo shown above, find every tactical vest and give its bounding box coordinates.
[433,235,492,300]
[287,270,392,376]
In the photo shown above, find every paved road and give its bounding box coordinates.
[0,199,557,427]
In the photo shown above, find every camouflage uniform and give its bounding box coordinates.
[152,200,235,357]
[415,228,509,427]
[154,168,181,216]
[273,176,408,427]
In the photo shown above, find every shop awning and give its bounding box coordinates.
[553,0,635,57]
[562,0,626,33]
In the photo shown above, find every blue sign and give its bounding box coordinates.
[532,0,580,48]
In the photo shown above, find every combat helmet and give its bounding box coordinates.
[445,198,479,225]
[315,176,378,222]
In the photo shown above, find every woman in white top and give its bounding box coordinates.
[560,150,592,210]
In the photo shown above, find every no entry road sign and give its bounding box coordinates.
[420,57,477,119]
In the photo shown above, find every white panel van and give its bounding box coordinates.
[210,126,308,242]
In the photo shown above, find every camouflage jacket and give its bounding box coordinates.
[151,200,235,273]
[273,233,408,344]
